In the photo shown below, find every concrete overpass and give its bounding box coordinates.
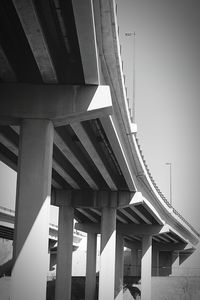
[0,0,199,300]
[0,205,85,280]
[0,205,82,243]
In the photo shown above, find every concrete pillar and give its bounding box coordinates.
[115,233,124,300]
[131,246,138,276]
[55,194,74,300]
[85,232,97,300]
[152,247,159,276]
[171,251,179,275]
[141,235,152,300]
[99,206,116,300]
[10,119,54,300]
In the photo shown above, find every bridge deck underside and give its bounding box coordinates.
[0,207,186,246]
[0,0,197,249]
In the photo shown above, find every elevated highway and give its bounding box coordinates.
[0,0,199,299]
[0,205,84,247]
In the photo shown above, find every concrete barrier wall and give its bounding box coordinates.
[152,276,200,300]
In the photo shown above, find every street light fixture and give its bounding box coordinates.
[165,162,172,205]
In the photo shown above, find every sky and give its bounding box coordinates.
[116,0,200,233]
[0,0,200,234]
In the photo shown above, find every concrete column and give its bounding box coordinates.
[156,250,159,276]
[131,246,138,276]
[85,232,97,300]
[171,251,179,275]
[10,119,54,300]
[99,206,116,300]
[141,235,152,300]
[55,196,74,300]
[152,248,159,276]
[115,233,124,300]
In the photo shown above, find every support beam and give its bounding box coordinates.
[153,242,189,252]
[141,235,152,300]
[130,206,152,224]
[52,160,80,189]
[57,190,134,208]
[13,0,58,83]
[157,235,170,243]
[0,84,113,126]
[163,233,178,243]
[75,223,169,237]
[77,208,99,223]
[71,122,117,190]
[54,130,99,189]
[115,233,124,300]
[55,191,74,300]
[75,222,99,234]
[99,206,116,300]
[0,130,18,156]
[101,116,136,191]
[117,191,143,207]
[72,0,100,84]
[52,190,144,209]
[10,119,54,300]
[142,199,164,225]
[118,224,169,236]
[118,207,140,224]
[85,232,97,300]
[0,45,17,82]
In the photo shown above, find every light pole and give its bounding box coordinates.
[165,163,172,205]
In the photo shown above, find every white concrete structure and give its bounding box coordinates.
[10,120,54,300]
[0,1,199,300]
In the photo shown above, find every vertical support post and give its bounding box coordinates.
[156,249,160,276]
[141,235,152,300]
[10,119,54,300]
[55,191,74,300]
[152,247,159,276]
[115,233,124,300]
[131,246,138,276]
[171,251,179,275]
[99,206,116,300]
[85,232,97,300]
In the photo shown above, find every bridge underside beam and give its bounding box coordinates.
[75,222,169,236]
[72,0,100,84]
[52,190,132,208]
[0,84,112,126]
[52,190,142,208]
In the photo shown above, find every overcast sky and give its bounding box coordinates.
[116,0,200,232]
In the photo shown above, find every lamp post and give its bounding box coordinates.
[165,163,172,205]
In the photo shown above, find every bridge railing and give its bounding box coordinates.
[0,206,15,215]
[135,136,200,237]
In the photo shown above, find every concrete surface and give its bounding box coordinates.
[152,276,200,300]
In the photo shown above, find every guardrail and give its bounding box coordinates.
[135,135,200,238]
[0,206,15,214]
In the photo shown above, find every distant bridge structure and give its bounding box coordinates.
[0,205,83,245]
[0,1,199,300]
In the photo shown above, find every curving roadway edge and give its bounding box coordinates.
[92,0,199,246]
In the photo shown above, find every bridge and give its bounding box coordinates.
[0,0,199,300]
[0,205,84,243]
